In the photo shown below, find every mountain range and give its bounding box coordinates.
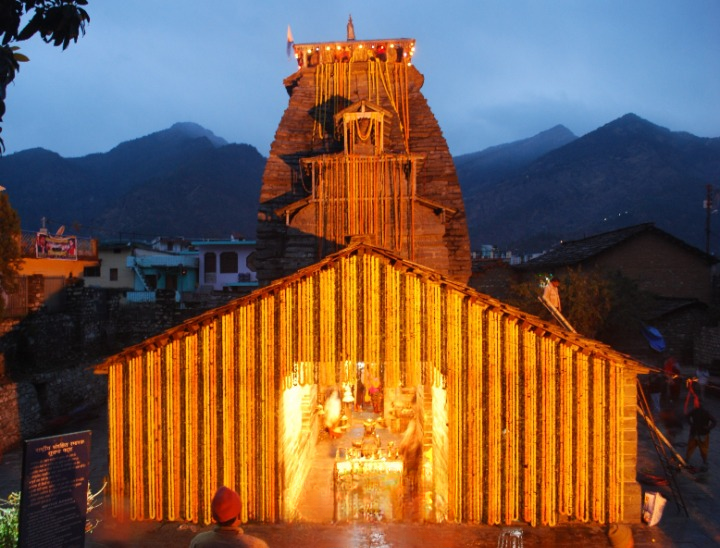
[0,122,264,240]
[459,113,720,254]
[1,115,718,254]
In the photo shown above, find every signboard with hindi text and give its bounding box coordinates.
[18,431,91,548]
[36,233,78,260]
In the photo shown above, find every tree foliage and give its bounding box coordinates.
[0,192,23,314]
[507,266,648,340]
[0,0,90,152]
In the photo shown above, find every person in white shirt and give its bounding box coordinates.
[543,278,562,311]
[696,366,710,401]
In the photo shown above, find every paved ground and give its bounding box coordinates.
[2,381,719,547]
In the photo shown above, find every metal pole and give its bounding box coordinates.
[706,184,712,255]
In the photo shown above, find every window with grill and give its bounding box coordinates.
[220,251,238,274]
[205,252,217,273]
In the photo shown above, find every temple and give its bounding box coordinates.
[94,21,649,528]
[256,26,472,285]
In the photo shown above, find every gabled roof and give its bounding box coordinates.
[520,223,717,270]
[93,242,649,374]
[334,100,392,121]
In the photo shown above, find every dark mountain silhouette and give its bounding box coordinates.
[2,115,718,253]
[0,122,264,240]
[460,114,720,254]
[454,124,577,192]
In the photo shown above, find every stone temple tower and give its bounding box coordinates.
[256,22,471,285]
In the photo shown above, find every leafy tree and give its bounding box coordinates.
[0,0,90,152]
[560,266,614,337]
[507,266,636,339]
[0,191,23,315]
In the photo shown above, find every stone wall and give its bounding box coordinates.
[694,326,720,373]
[0,367,107,456]
[0,284,194,378]
[0,282,217,455]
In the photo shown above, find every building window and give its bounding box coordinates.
[109,268,118,281]
[220,251,238,274]
[205,252,217,273]
[83,265,101,277]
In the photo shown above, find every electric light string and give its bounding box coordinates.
[522,331,538,525]
[558,344,571,517]
[184,334,198,522]
[237,306,250,522]
[310,155,417,255]
[168,340,180,521]
[127,355,141,521]
[487,310,502,524]
[576,351,589,522]
[146,348,158,519]
[505,319,520,524]
[107,357,123,519]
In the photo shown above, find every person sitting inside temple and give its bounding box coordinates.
[324,387,343,438]
[189,486,269,547]
[399,418,424,496]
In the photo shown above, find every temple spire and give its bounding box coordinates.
[347,14,355,41]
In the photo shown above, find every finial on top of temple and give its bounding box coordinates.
[347,14,355,41]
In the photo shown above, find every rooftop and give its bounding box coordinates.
[521,223,716,269]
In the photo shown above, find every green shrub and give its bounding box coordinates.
[0,483,105,547]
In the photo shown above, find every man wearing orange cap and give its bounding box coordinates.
[190,486,269,547]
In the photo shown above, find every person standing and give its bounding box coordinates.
[696,365,711,401]
[664,356,681,404]
[190,486,269,547]
[543,278,562,311]
[685,404,717,471]
[398,417,424,520]
[648,372,665,413]
[368,376,383,414]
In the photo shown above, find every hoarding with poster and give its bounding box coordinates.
[36,233,78,260]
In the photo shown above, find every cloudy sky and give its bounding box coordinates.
[3,1,719,158]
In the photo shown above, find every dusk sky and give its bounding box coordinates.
[3,1,719,158]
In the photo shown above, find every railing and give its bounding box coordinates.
[127,255,198,268]
[126,291,156,303]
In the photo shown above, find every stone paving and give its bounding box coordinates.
[1,382,719,547]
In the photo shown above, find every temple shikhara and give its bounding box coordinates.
[95,20,649,528]
[256,20,471,285]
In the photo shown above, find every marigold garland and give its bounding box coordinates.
[104,251,639,527]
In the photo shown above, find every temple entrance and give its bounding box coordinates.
[284,362,443,523]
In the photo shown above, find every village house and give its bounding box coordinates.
[84,238,198,304]
[192,238,257,294]
[516,223,718,364]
